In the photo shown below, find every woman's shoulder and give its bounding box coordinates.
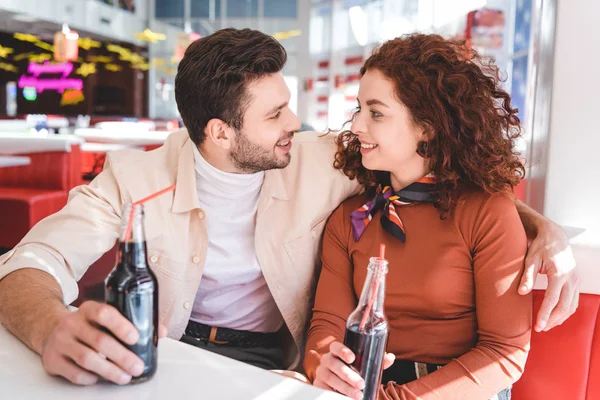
[456,187,518,217]
[454,187,524,245]
[326,192,370,232]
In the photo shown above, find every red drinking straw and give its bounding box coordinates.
[359,244,386,331]
[123,184,176,242]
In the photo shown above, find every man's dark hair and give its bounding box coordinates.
[175,28,287,145]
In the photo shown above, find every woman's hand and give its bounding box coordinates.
[313,341,395,400]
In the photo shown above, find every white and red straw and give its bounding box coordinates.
[123,184,176,242]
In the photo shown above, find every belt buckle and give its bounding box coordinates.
[208,326,229,345]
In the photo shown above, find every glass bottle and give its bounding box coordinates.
[105,203,159,383]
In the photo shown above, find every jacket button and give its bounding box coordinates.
[198,211,205,219]
[311,229,317,238]
[192,256,201,264]
[150,255,159,263]
[183,301,191,309]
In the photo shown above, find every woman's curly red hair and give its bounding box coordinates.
[334,34,525,217]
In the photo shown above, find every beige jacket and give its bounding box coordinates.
[0,129,359,369]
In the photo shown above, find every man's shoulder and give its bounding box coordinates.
[103,130,189,199]
[291,130,338,157]
[288,130,339,172]
[292,130,337,146]
[106,129,188,173]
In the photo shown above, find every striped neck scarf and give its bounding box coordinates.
[350,175,437,242]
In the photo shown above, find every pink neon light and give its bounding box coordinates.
[28,62,74,78]
[18,76,83,93]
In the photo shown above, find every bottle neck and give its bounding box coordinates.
[357,257,388,315]
[117,204,148,269]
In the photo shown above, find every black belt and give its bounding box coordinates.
[183,320,280,348]
[382,359,445,386]
[382,360,512,399]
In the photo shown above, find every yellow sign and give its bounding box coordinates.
[13,52,32,61]
[88,55,112,63]
[78,37,102,50]
[123,52,144,64]
[34,41,54,52]
[76,63,97,77]
[159,66,175,76]
[0,45,14,58]
[14,33,39,43]
[29,53,52,63]
[0,62,18,73]
[107,44,131,56]
[133,62,150,71]
[135,29,166,43]
[151,58,166,67]
[61,89,85,106]
[105,63,122,72]
[106,44,147,68]
[273,29,302,41]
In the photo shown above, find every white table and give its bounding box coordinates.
[74,128,171,147]
[0,120,31,132]
[0,132,85,155]
[0,118,70,131]
[0,323,344,400]
[95,121,157,132]
[0,156,31,167]
[81,143,142,153]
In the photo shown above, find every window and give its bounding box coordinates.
[191,20,214,36]
[191,0,222,18]
[264,0,297,18]
[227,0,258,18]
[155,0,184,19]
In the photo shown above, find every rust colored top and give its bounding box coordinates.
[304,189,532,400]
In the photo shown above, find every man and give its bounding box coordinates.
[0,28,578,386]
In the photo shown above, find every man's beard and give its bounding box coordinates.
[229,131,292,173]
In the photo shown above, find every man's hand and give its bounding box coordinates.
[519,220,580,332]
[312,341,395,400]
[41,301,167,385]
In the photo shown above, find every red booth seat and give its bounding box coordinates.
[0,189,67,247]
[0,147,81,248]
[513,290,600,400]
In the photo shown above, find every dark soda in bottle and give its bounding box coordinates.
[105,203,159,383]
[343,254,389,400]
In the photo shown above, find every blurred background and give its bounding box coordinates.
[0,0,597,250]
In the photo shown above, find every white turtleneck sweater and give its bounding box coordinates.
[190,146,283,332]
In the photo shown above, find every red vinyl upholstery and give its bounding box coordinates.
[588,312,600,399]
[514,178,527,202]
[73,245,117,306]
[0,189,67,247]
[0,146,81,248]
[513,290,600,400]
[0,152,70,190]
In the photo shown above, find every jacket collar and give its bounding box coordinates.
[171,137,201,213]
[171,137,289,213]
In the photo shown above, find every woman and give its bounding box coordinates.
[304,34,531,400]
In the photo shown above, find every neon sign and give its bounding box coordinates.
[28,62,73,78]
[18,62,83,93]
[60,89,85,106]
[23,87,37,101]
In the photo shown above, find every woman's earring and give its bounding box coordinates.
[416,141,429,157]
